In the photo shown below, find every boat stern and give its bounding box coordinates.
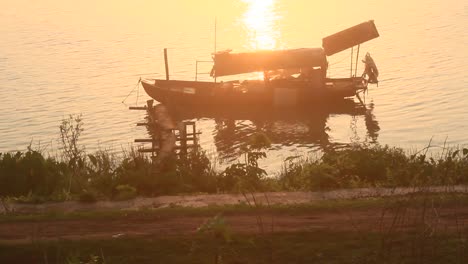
[325,77,368,98]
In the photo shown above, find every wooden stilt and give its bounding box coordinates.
[130,101,201,165]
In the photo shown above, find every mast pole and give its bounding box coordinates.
[350,46,354,77]
[214,17,217,83]
[354,44,360,77]
[164,48,169,80]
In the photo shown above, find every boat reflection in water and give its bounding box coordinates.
[161,99,380,161]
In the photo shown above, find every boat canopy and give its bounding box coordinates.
[322,20,379,56]
[211,48,327,77]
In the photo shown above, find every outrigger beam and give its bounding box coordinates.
[356,92,367,110]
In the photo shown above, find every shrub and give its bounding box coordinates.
[114,185,137,201]
[278,156,308,191]
[177,149,217,193]
[0,149,69,198]
[78,191,97,203]
[218,133,270,192]
[114,148,153,195]
[86,150,118,198]
[278,145,468,190]
[303,162,340,190]
[59,114,86,192]
[149,149,217,195]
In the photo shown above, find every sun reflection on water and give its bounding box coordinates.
[241,0,280,50]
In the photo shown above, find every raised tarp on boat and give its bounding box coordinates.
[322,20,379,56]
[211,48,327,77]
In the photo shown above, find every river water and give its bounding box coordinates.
[1,0,467,174]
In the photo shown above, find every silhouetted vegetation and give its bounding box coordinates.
[0,148,69,201]
[278,144,468,191]
[218,132,271,192]
[0,115,467,203]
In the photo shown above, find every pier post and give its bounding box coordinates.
[130,104,201,165]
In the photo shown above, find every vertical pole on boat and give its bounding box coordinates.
[164,48,169,80]
[350,46,354,77]
[214,17,217,83]
[354,44,360,77]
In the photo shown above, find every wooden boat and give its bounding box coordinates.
[141,20,379,108]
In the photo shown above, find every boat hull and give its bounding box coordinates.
[141,78,366,108]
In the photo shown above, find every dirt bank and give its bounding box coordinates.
[1,205,468,244]
[2,186,468,244]
[3,185,467,214]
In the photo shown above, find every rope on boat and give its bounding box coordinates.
[328,53,351,66]
[133,72,159,76]
[136,78,140,106]
[121,78,141,106]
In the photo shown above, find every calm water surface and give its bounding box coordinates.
[1,0,467,173]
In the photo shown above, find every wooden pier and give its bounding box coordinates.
[130,100,200,161]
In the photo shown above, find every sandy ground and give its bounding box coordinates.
[1,206,468,244]
[2,185,467,214]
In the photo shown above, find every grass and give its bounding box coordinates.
[0,230,465,263]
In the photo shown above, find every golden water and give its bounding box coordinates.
[1,0,467,172]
